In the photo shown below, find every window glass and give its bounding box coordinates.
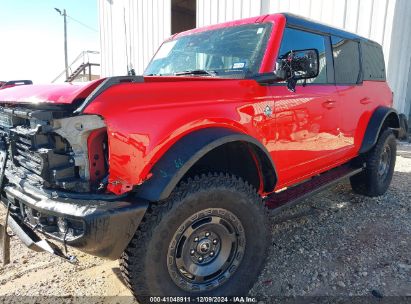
[278,28,328,84]
[145,23,272,78]
[331,36,361,83]
[362,41,386,81]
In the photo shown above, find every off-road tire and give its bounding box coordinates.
[120,173,269,302]
[350,128,396,196]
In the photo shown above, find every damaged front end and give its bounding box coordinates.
[3,108,106,192]
[0,82,148,262]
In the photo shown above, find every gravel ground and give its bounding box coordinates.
[0,142,410,303]
[251,141,411,302]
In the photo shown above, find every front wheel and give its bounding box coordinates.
[350,128,397,196]
[120,173,269,302]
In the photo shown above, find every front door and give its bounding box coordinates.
[270,28,343,187]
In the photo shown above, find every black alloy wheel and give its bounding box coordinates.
[120,173,269,302]
[167,208,246,291]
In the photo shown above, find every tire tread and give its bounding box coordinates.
[350,128,396,197]
[120,173,268,300]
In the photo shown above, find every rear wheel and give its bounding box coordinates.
[350,128,397,196]
[120,173,269,302]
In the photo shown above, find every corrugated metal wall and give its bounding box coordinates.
[98,0,411,115]
[196,0,411,114]
[264,0,411,114]
[196,0,262,27]
[385,0,411,115]
[98,0,171,76]
[197,0,395,59]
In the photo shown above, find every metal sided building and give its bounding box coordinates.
[98,0,411,120]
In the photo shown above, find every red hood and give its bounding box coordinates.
[0,76,227,106]
[0,79,104,105]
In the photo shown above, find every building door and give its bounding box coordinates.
[171,0,196,34]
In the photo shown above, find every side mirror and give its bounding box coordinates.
[252,72,284,85]
[276,49,320,92]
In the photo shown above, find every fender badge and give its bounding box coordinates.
[264,105,272,117]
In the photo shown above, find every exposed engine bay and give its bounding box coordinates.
[0,106,108,193]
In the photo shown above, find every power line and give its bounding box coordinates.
[66,15,98,32]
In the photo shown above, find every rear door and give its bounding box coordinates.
[269,28,343,187]
[331,36,366,159]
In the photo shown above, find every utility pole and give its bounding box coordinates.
[55,8,69,80]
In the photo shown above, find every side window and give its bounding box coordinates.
[331,36,361,84]
[361,41,386,81]
[278,28,328,84]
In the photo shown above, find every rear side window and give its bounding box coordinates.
[331,37,361,84]
[278,28,328,84]
[361,41,386,81]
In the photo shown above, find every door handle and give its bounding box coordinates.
[322,100,336,109]
[360,97,371,105]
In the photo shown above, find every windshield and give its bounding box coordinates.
[145,23,272,78]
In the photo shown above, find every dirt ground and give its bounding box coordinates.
[0,142,410,303]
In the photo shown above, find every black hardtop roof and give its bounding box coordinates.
[282,13,380,46]
[3,80,33,85]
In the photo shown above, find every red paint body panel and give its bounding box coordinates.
[83,78,272,194]
[0,13,394,198]
[87,128,108,187]
[0,79,103,104]
[83,77,392,195]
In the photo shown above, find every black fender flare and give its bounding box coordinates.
[359,106,400,154]
[134,128,278,201]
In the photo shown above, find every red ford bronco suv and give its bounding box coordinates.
[0,14,400,300]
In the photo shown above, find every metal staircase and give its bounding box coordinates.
[52,51,100,83]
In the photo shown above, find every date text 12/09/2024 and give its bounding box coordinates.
[149,296,257,303]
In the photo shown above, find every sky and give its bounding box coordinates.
[0,0,99,84]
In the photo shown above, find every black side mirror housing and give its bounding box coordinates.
[275,48,320,92]
[253,49,319,89]
[252,72,284,85]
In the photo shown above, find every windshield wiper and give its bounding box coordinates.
[174,69,217,76]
